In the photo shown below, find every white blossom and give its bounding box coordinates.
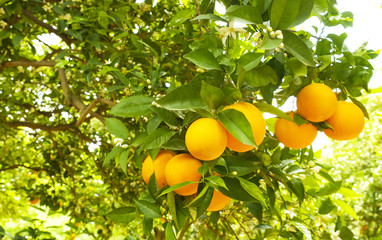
[215,20,247,47]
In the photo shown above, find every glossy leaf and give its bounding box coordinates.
[237,177,267,206]
[200,81,225,110]
[270,0,301,30]
[165,224,177,240]
[158,181,199,197]
[105,207,136,224]
[226,5,263,24]
[237,52,264,72]
[218,109,256,147]
[156,84,206,110]
[110,95,154,118]
[143,128,175,150]
[134,199,162,219]
[332,199,359,220]
[254,102,292,121]
[184,49,222,70]
[105,118,129,139]
[282,30,315,66]
[246,65,278,87]
[119,150,129,175]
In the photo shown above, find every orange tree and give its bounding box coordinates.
[0,0,378,239]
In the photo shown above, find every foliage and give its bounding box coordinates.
[0,0,378,239]
[321,93,382,239]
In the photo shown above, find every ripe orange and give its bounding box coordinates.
[323,101,365,140]
[296,83,337,122]
[185,118,227,161]
[274,112,318,149]
[30,198,39,205]
[142,150,175,189]
[223,102,266,152]
[164,153,202,196]
[206,189,231,212]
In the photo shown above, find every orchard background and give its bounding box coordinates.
[0,0,381,239]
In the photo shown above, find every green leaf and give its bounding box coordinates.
[0,30,10,40]
[105,118,129,139]
[237,177,267,206]
[12,34,24,47]
[143,217,153,236]
[253,103,292,121]
[134,199,162,219]
[237,52,264,71]
[270,0,301,30]
[184,49,222,71]
[218,109,256,147]
[143,128,175,150]
[247,202,263,224]
[185,185,209,208]
[349,96,369,119]
[200,81,225,110]
[339,226,354,240]
[282,30,315,66]
[110,95,154,118]
[286,177,305,204]
[103,147,123,167]
[169,9,194,26]
[167,192,178,228]
[192,14,228,22]
[162,139,187,151]
[226,5,263,24]
[291,221,312,240]
[338,187,362,199]
[196,187,214,217]
[319,198,336,214]
[218,177,259,202]
[205,175,228,190]
[165,224,177,240]
[214,156,260,177]
[286,58,307,77]
[291,0,314,27]
[105,207,136,224]
[246,65,278,87]
[156,84,206,110]
[260,33,283,50]
[158,181,199,197]
[152,107,180,127]
[332,199,359,220]
[119,150,129,175]
[98,11,109,29]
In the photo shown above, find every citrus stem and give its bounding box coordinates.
[177,218,191,240]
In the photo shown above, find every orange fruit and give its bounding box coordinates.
[185,118,227,161]
[296,83,337,122]
[223,102,266,152]
[30,198,39,205]
[275,112,318,149]
[142,150,175,189]
[206,189,231,212]
[164,153,202,196]
[323,101,365,140]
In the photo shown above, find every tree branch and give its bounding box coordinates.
[0,164,48,173]
[76,96,101,127]
[58,68,105,125]
[22,9,74,46]
[1,118,76,132]
[1,60,56,68]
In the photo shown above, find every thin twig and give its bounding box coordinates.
[22,9,74,46]
[177,218,191,240]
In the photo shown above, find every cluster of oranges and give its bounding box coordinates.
[142,102,267,212]
[141,83,366,212]
[275,83,365,149]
